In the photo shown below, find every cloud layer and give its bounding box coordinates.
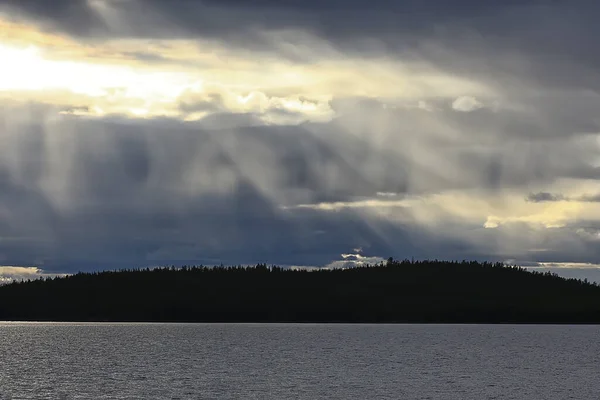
[1,1,600,280]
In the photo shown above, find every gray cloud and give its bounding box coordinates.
[1,1,536,39]
[526,192,566,203]
[4,0,598,94]
[3,1,600,279]
[5,0,600,101]
[578,194,600,203]
[527,192,600,203]
[3,1,598,63]
[0,0,107,39]
[0,104,415,271]
[0,96,600,274]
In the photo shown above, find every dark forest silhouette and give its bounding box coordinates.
[1,259,599,323]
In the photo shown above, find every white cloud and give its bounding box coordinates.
[376,192,401,197]
[452,96,484,112]
[288,198,412,211]
[178,83,334,124]
[328,254,386,269]
[0,266,68,284]
[417,100,437,112]
[535,262,600,269]
[289,254,385,271]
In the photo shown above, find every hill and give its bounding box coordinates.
[0,259,599,323]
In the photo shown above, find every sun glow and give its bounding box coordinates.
[0,44,43,91]
[0,14,494,125]
[0,42,195,116]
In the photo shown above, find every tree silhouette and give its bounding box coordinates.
[0,259,599,323]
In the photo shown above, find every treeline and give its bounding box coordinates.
[1,259,600,323]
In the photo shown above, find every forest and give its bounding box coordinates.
[0,259,599,323]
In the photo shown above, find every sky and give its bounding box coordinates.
[1,0,600,282]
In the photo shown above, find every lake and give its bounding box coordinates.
[0,323,597,399]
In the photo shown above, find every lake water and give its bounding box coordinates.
[0,323,597,399]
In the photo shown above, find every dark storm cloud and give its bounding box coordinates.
[2,100,600,273]
[526,192,566,203]
[0,0,535,39]
[0,104,419,271]
[0,0,102,34]
[579,194,600,202]
[527,192,600,203]
[3,0,600,275]
[332,99,600,191]
[4,0,600,92]
[2,0,597,54]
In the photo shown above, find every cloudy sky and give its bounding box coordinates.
[1,0,600,282]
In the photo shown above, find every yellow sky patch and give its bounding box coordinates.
[0,19,70,48]
[483,201,583,229]
[286,188,600,233]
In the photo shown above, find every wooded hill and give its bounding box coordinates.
[1,259,599,323]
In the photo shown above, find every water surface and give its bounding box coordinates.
[0,323,597,399]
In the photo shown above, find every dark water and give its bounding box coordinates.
[0,323,597,399]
